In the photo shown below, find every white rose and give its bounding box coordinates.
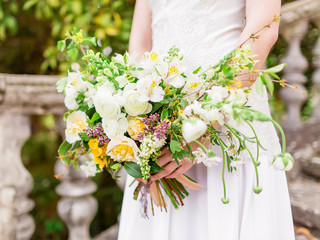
[64,86,79,110]
[123,90,152,116]
[182,117,207,143]
[94,88,120,119]
[65,111,88,143]
[102,114,128,139]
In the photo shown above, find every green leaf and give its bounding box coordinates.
[149,161,164,174]
[78,132,89,141]
[170,140,182,153]
[23,0,38,10]
[56,77,68,93]
[255,75,263,96]
[265,63,286,73]
[88,112,101,124]
[151,102,163,114]
[263,73,274,96]
[268,71,280,80]
[124,162,143,178]
[71,141,81,150]
[161,109,169,120]
[57,40,66,52]
[111,163,120,171]
[67,48,78,60]
[58,140,72,156]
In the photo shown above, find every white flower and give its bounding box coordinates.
[206,86,229,104]
[102,114,128,138]
[228,89,247,106]
[107,135,139,162]
[137,74,165,102]
[115,74,129,88]
[80,157,101,177]
[181,73,203,96]
[65,111,88,143]
[230,156,245,168]
[94,87,120,119]
[155,58,169,78]
[182,117,207,143]
[206,109,225,125]
[67,71,88,91]
[193,148,222,167]
[164,58,186,88]
[123,90,152,116]
[64,86,79,110]
[84,83,96,108]
[272,153,294,171]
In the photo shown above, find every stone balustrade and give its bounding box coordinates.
[1,0,320,239]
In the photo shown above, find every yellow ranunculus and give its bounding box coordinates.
[94,157,107,169]
[91,148,103,158]
[107,136,139,162]
[127,117,145,140]
[89,139,99,149]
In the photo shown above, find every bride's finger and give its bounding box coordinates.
[157,154,172,167]
[166,162,193,178]
[151,161,178,181]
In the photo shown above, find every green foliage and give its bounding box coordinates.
[0,0,135,74]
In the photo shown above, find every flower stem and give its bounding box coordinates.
[270,119,286,154]
[218,138,228,203]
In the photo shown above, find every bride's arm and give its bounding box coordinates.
[128,0,152,57]
[237,0,281,87]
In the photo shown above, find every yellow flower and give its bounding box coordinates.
[72,29,83,43]
[65,111,88,143]
[94,157,107,169]
[107,136,139,162]
[89,139,99,149]
[91,148,103,158]
[110,144,135,161]
[150,52,158,62]
[169,65,179,75]
[127,117,145,140]
[91,143,108,158]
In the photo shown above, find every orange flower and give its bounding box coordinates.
[94,157,107,169]
[89,139,99,149]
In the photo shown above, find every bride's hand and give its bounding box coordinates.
[150,147,193,181]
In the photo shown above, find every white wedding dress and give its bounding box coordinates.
[118,0,295,240]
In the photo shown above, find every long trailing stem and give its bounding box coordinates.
[270,119,286,154]
[218,138,229,204]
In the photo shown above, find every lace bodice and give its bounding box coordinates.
[148,0,282,156]
[149,0,246,68]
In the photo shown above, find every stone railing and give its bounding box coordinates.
[278,0,320,238]
[1,0,320,239]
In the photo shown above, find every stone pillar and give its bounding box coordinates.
[0,112,35,240]
[311,18,320,121]
[280,20,309,130]
[54,115,98,240]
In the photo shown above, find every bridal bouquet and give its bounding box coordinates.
[57,21,295,216]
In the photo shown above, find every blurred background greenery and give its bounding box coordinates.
[0,0,318,239]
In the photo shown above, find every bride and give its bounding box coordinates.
[118,0,295,239]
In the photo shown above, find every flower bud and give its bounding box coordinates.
[182,117,207,143]
[221,197,230,204]
[272,153,294,171]
[253,186,262,194]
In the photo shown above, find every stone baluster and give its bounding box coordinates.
[311,18,320,121]
[54,115,98,240]
[0,112,35,240]
[280,20,309,130]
